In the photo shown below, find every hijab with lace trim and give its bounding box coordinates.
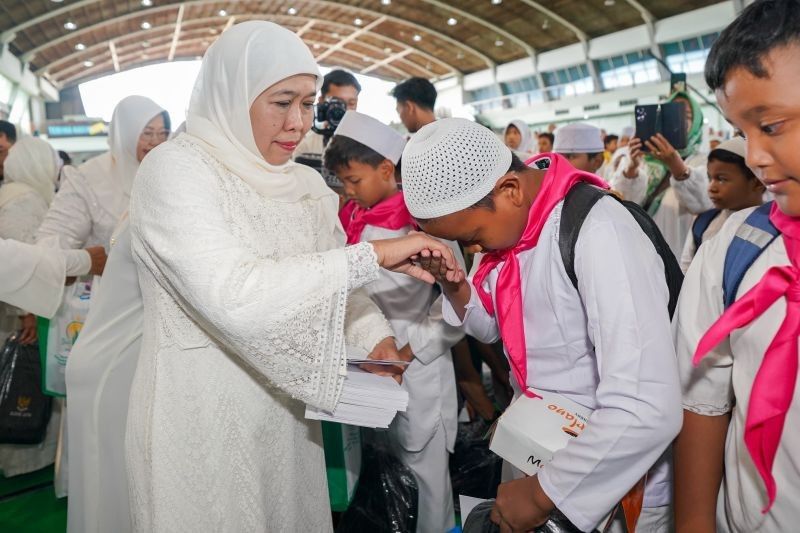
[505,119,535,158]
[184,21,333,206]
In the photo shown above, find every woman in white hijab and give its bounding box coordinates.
[0,136,62,478]
[504,119,535,160]
[126,21,459,531]
[36,95,168,251]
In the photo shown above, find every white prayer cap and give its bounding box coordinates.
[621,126,635,138]
[334,111,406,164]
[714,136,746,158]
[402,118,512,219]
[553,122,604,154]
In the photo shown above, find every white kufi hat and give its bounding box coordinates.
[553,122,604,154]
[401,118,512,219]
[334,111,406,164]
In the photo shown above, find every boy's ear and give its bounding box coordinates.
[379,159,396,181]
[495,172,524,206]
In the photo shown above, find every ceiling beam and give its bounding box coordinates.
[37,12,458,82]
[295,20,315,37]
[362,48,412,74]
[108,40,120,72]
[418,0,535,57]
[315,16,387,62]
[516,0,588,42]
[13,0,492,69]
[167,4,185,62]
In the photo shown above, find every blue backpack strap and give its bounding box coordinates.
[722,202,781,308]
[692,209,721,251]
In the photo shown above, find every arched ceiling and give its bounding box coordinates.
[0,0,720,88]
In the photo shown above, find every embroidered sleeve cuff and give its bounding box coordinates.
[345,241,380,291]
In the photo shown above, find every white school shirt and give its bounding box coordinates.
[611,152,712,260]
[675,207,799,533]
[360,223,465,453]
[679,209,733,273]
[443,197,682,532]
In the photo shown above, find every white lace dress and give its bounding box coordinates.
[126,138,392,532]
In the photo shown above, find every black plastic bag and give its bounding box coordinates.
[450,420,503,508]
[0,335,52,444]
[463,500,588,533]
[336,442,419,533]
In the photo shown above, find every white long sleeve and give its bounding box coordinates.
[537,198,682,531]
[36,167,95,249]
[671,157,713,215]
[0,238,66,318]
[130,142,383,412]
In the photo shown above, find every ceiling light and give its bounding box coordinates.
[74,43,86,51]
[64,21,77,31]
[362,56,372,62]
[413,34,422,42]
[287,7,297,15]
[141,21,152,29]
[495,39,504,46]
[491,0,502,5]
[195,55,203,60]
[332,32,340,38]
[83,60,94,67]
[313,43,321,49]
[381,0,391,4]
[384,47,392,53]
[447,18,457,26]
[354,18,363,26]
[456,52,464,59]
[50,0,64,3]
[141,0,152,6]
[542,19,550,30]
[604,0,615,5]
[142,41,150,47]
[218,10,227,17]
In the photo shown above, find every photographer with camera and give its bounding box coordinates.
[294,69,361,160]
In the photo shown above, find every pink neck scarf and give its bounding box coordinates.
[339,191,415,245]
[693,203,800,512]
[472,154,609,396]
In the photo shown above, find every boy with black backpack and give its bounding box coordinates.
[402,118,682,532]
[673,1,800,531]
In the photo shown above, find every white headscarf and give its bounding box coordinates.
[0,136,59,208]
[108,95,166,196]
[185,20,332,204]
[505,119,535,156]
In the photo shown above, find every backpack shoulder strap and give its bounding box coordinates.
[722,202,780,308]
[559,182,607,289]
[692,209,721,251]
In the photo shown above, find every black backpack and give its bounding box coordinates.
[558,182,684,318]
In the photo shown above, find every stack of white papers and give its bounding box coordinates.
[305,366,409,428]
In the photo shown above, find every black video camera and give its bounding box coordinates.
[312,97,348,137]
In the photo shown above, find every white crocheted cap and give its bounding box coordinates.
[402,118,512,219]
[334,110,406,164]
[553,122,604,154]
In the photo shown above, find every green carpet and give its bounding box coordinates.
[0,467,66,533]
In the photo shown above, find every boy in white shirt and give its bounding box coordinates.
[324,111,465,533]
[402,118,682,532]
[678,136,765,273]
[673,1,800,531]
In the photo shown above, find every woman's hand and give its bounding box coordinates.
[645,133,689,179]
[490,475,555,532]
[370,233,464,284]
[623,138,644,179]
[86,246,108,276]
[18,314,38,345]
[361,336,407,384]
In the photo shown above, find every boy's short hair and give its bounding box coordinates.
[391,78,437,110]
[708,147,758,180]
[0,120,17,142]
[539,132,555,144]
[705,0,800,91]
[604,134,619,148]
[321,69,362,97]
[323,134,386,173]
